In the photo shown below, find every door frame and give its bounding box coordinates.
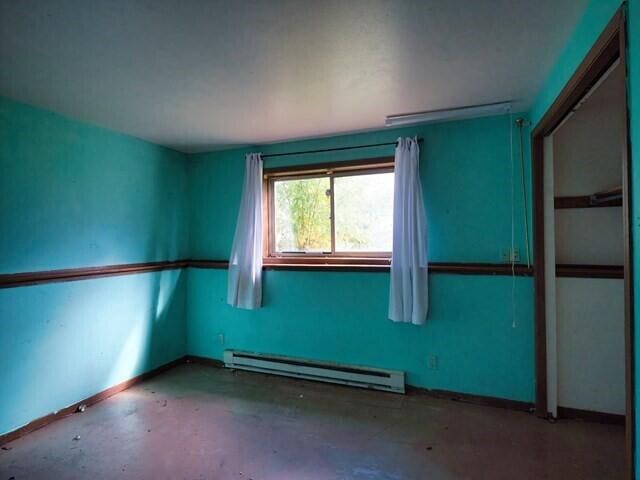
[531,6,634,478]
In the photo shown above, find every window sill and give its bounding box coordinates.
[262,257,391,272]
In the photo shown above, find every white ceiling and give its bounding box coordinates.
[0,0,588,153]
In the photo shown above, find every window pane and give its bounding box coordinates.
[274,177,331,253]
[334,172,394,252]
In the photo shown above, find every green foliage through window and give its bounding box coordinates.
[272,170,394,254]
[274,177,331,252]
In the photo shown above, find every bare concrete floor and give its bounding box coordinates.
[0,363,624,479]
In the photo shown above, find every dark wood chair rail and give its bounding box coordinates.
[0,259,536,288]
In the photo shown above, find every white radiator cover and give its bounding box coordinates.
[223,350,405,394]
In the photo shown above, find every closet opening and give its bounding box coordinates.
[531,7,633,479]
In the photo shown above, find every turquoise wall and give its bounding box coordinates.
[0,270,187,435]
[530,0,639,475]
[0,97,189,273]
[0,97,189,434]
[529,0,625,127]
[187,114,535,402]
[5,0,633,451]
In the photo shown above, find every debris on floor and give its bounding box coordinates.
[76,404,87,413]
[1,446,12,451]
[1,364,626,479]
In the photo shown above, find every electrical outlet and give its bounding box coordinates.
[501,248,520,263]
[217,333,224,345]
[428,355,439,370]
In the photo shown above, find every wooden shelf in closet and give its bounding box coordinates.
[556,264,624,279]
[554,186,622,209]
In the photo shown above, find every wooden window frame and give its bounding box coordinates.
[262,157,394,266]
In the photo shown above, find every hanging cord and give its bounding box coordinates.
[510,113,516,328]
[515,118,531,267]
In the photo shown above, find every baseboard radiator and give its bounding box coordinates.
[223,350,405,394]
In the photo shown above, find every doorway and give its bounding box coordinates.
[531,7,633,479]
[544,61,625,421]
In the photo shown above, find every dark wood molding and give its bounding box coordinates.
[408,386,534,413]
[0,259,534,289]
[531,7,633,478]
[204,258,534,276]
[619,8,635,477]
[0,260,189,289]
[187,260,229,269]
[533,133,548,418]
[556,264,624,279]
[554,195,622,209]
[557,406,625,425]
[263,156,394,177]
[0,357,185,446]
[429,262,532,276]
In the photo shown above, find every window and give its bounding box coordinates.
[264,158,394,263]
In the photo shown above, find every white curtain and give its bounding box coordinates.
[388,137,429,325]
[227,153,263,309]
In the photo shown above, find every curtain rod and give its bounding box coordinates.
[261,138,423,159]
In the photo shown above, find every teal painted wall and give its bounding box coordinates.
[529,0,624,127]
[0,97,189,273]
[0,270,187,435]
[7,0,633,447]
[188,269,533,400]
[0,97,189,434]
[189,115,532,263]
[187,114,535,402]
[530,0,640,474]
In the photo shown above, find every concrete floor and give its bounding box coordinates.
[0,363,624,480]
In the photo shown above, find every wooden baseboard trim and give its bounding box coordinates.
[557,406,625,425]
[0,354,551,448]
[184,355,225,368]
[408,386,535,412]
[0,356,185,446]
[186,356,536,413]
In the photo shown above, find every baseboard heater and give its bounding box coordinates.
[223,350,405,394]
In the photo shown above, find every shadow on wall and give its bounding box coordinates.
[0,268,187,435]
